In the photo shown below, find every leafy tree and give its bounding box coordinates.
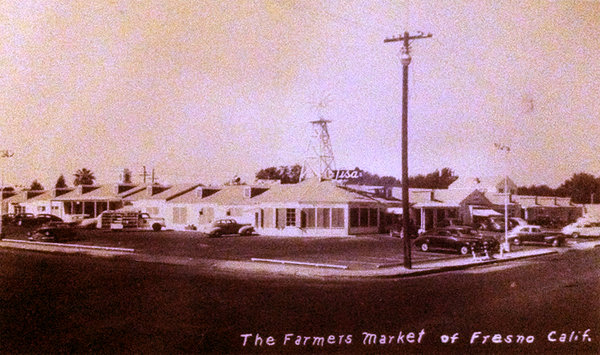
[344,168,401,186]
[55,175,68,188]
[517,184,558,196]
[73,168,96,186]
[408,168,459,189]
[256,164,302,184]
[29,180,44,191]
[555,173,600,204]
[344,167,458,188]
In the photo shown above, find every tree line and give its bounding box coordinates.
[255,165,459,189]
[256,165,600,204]
[517,172,600,204]
[22,166,600,205]
[24,168,99,191]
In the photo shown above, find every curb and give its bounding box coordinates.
[209,249,561,279]
[2,239,596,279]
[0,239,135,257]
[376,249,559,279]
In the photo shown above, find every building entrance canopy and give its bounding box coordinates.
[385,207,404,215]
[471,208,502,217]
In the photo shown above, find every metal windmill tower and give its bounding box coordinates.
[300,96,336,181]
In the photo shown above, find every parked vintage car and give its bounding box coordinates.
[414,227,499,255]
[476,216,506,232]
[13,213,36,226]
[507,225,565,247]
[561,220,600,238]
[27,223,79,243]
[1,213,15,224]
[35,214,63,225]
[83,210,166,231]
[508,217,527,229]
[206,218,254,238]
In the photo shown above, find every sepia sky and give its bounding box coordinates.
[0,0,598,188]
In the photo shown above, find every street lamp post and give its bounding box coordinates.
[384,31,432,269]
[0,150,14,238]
[495,143,511,257]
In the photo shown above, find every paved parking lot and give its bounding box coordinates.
[1,225,574,270]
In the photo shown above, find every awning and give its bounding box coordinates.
[385,207,404,215]
[472,209,502,217]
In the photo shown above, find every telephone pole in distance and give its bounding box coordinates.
[384,31,432,269]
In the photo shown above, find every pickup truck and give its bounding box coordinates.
[85,210,166,231]
[507,225,565,247]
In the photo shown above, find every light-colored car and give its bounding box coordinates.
[561,220,600,238]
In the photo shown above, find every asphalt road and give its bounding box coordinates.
[0,247,598,354]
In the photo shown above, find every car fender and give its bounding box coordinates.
[207,227,223,236]
[238,225,254,235]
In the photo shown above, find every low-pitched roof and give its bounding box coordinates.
[198,185,260,205]
[2,190,47,204]
[449,176,517,193]
[52,184,146,201]
[124,183,202,201]
[251,178,385,205]
[168,186,222,204]
[514,195,577,208]
[484,192,517,206]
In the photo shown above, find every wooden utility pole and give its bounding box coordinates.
[140,166,150,184]
[0,149,15,238]
[384,31,432,269]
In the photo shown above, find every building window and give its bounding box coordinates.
[317,208,330,228]
[332,208,344,228]
[360,208,369,226]
[264,208,274,228]
[173,207,187,224]
[302,208,316,228]
[286,208,296,226]
[37,206,46,212]
[350,207,377,228]
[369,208,378,226]
[350,208,359,227]
[276,208,286,228]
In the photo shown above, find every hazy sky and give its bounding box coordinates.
[0,0,598,188]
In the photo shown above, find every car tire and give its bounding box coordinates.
[459,246,469,255]
[152,223,162,232]
[420,243,429,252]
[512,237,521,246]
[572,232,579,239]
[210,230,222,238]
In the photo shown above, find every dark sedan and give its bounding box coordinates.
[414,227,499,255]
[507,225,565,247]
[14,213,36,226]
[35,214,63,225]
[27,223,78,243]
